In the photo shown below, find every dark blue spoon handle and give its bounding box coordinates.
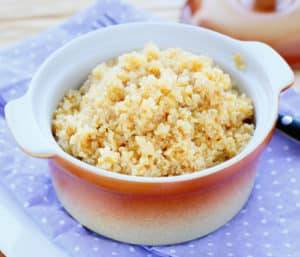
[277,114,300,141]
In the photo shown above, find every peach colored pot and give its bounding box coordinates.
[4,23,294,245]
[182,0,300,68]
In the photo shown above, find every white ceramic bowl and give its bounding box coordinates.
[5,23,294,245]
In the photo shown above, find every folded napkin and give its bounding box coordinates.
[0,1,300,257]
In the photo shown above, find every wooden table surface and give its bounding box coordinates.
[0,0,184,47]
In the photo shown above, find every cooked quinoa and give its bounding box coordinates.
[52,43,254,177]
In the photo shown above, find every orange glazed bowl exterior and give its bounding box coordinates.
[4,23,294,245]
[49,139,265,245]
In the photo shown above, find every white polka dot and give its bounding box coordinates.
[261,219,267,224]
[169,249,176,253]
[27,187,33,193]
[277,205,283,209]
[244,232,251,237]
[44,185,49,190]
[241,209,247,214]
[284,243,291,248]
[225,232,231,236]
[10,183,16,190]
[290,178,296,183]
[41,217,47,224]
[207,242,214,247]
[272,180,279,185]
[93,237,100,241]
[112,252,117,256]
[292,189,299,195]
[283,145,289,151]
[207,252,214,256]
[268,159,274,164]
[271,170,277,175]
[23,201,29,208]
[259,207,265,212]
[286,157,292,162]
[255,184,261,189]
[274,192,281,197]
[281,115,293,125]
[281,229,288,234]
[247,255,253,257]
[227,253,233,257]
[74,246,80,252]
[267,147,272,152]
[226,242,233,247]
[288,168,294,172]
[296,202,300,208]
[266,252,273,257]
[189,244,195,248]
[93,247,99,252]
[257,195,263,200]
[263,231,269,237]
[43,196,48,202]
[129,247,135,252]
[264,243,271,248]
[243,221,249,226]
[28,175,35,181]
[59,220,65,225]
[245,242,252,248]
[279,218,286,223]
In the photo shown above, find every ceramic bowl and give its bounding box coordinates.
[4,23,294,245]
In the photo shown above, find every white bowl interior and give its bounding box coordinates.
[27,23,277,182]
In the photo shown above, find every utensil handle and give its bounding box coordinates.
[277,114,300,141]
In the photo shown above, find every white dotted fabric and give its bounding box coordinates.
[0,0,299,256]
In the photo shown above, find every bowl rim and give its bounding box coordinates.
[24,22,291,183]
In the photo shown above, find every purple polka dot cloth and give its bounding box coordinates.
[0,1,300,257]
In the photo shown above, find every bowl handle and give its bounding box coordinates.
[245,41,294,93]
[5,95,55,158]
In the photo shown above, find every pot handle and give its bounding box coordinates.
[5,95,55,158]
[245,41,294,93]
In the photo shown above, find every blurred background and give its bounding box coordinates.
[0,0,185,47]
